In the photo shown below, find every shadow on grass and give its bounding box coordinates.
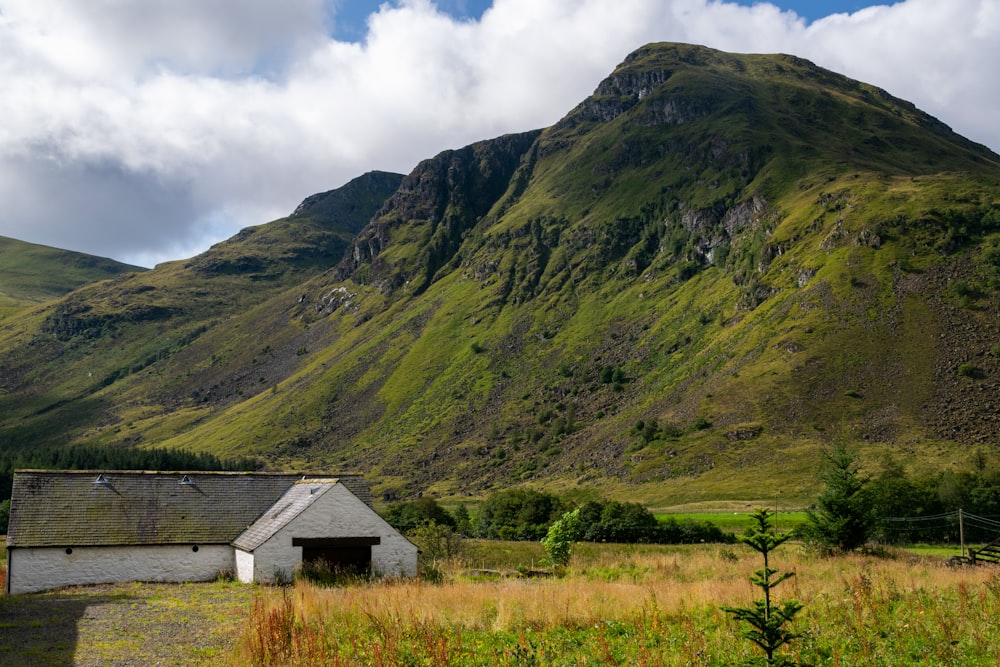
[0,589,137,667]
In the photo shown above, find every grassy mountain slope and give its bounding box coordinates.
[0,172,402,467]
[2,44,1000,507]
[0,237,144,319]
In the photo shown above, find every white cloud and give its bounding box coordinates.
[0,0,996,266]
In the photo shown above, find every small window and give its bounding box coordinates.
[192,545,199,553]
[179,475,194,485]
[93,474,110,486]
[65,547,73,555]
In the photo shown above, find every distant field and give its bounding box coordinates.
[901,544,976,558]
[658,510,809,533]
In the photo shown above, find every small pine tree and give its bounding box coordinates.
[722,508,803,667]
[805,444,873,552]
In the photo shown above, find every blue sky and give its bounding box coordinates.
[731,1,886,22]
[0,0,995,266]
[330,1,890,41]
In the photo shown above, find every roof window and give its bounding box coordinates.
[93,474,111,486]
[179,475,195,485]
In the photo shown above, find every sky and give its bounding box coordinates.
[0,1,997,268]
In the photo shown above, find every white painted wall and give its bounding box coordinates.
[252,484,417,583]
[7,544,234,595]
[234,548,255,584]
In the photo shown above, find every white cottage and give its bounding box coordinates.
[4,470,417,595]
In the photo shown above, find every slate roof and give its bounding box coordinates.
[5,470,370,548]
[232,479,340,552]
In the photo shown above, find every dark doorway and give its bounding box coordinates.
[292,537,380,575]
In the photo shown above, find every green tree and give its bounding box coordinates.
[0,498,9,534]
[578,500,662,543]
[474,489,565,540]
[722,508,803,667]
[541,508,583,568]
[382,497,456,532]
[452,504,473,535]
[805,444,873,552]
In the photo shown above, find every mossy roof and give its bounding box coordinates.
[5,470,370,548]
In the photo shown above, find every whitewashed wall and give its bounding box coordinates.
[251,484,417,583]
[7,544,234,594]
[234,547,255,584]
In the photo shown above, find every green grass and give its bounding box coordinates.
[658,511,809,533]
[901,544,972,558]
[0,236,143,309]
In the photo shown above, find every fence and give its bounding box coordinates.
[881,509,1000,552]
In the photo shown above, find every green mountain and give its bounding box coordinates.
[2,44,999,508]
[0,237,144,319]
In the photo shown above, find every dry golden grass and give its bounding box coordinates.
[234,543,1000,666]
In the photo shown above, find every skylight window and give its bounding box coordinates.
[93,474,110,486]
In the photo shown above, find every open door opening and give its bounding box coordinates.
[293,537,380,575]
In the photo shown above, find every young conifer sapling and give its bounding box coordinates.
[722,507,804,666]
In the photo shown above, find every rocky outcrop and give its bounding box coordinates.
[341,130,541,294]
[292,171,403,231]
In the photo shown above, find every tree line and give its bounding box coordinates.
[381,488,734,545]
[804,445,1000,551]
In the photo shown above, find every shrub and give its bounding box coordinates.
[409,521,463,582]
[691,415,712,431]
[957,362,982,378]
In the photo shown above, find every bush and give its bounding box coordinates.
[409,521,463,580]
[958,362,982,378]
[659,516,735,544]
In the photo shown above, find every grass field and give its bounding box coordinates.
[235,540,1000,666]
[657,510,810,534]
[2,539,999,666]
